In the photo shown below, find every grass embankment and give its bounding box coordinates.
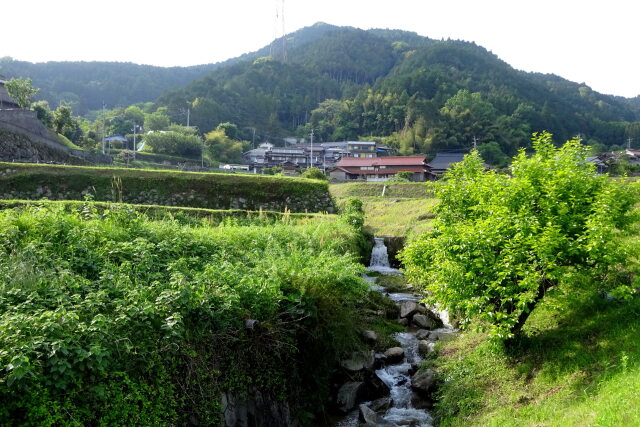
[330,182,436,239]
[0,199,328,226]
[0,204,370,425]
[0,162,333,212]
[432,285,640,426]
[428,201,640,426]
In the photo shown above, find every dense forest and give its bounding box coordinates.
[4,22,640,159]
[0,58,219,114]
[157,23,640,156]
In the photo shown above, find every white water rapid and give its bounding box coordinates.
[367,238,402,275]
[332,237,436,427]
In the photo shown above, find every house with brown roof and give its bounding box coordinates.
[330,156,433,182]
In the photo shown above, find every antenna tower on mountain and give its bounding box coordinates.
[270,0,287,62]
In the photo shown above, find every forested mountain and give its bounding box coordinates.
[0,58,219,114]
[4,22,640,157]
[156,23,640,155]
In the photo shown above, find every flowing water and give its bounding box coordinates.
[337,238,434,426]
[366,238,402,275]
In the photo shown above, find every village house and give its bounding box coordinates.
[243,140,382,172]
[330,156,432,182]
[427,152,466,177]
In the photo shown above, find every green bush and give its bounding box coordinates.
[301,167,328,180]
[0,205,367,424]
[402,132,638,340]
[144,131,202,158]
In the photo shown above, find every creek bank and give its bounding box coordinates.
[328,238,457,427]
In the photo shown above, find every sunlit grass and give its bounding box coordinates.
[433,277,640,426]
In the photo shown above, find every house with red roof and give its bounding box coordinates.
[330,156,433,182]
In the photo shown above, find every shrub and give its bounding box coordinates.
[0,205,368,424]
[144,131,202,157]
[301,167,328,180]
[401,132,638,340]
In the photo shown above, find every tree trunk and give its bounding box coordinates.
[511,278,555,336]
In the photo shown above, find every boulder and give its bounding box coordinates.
[361,330,379,345]
[336,382,364,413]
[399,301,419,318]
[359,404,394,426]
[415,329,431,340]
[383,347,405,364]
[369,397,391,412]
[411,369,436,394]
[429,329,457,342]
[397,318,409,327]
[341,350,375,372]
[418,340,436,355]
[412,313,438,329]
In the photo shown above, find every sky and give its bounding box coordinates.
[4,0,639,97]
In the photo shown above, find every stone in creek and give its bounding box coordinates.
[413,313,438,329]
[399,301,419,318]
[341,350,375,372]
[429,329,457,342]
[415,329,431,340]
[383,347,405,364]
[359,404,395,426]
[336,381,364,413]
[369,397,391,412]
[418,340,436,355]
[411,369,436,394]
[397,318,409,327]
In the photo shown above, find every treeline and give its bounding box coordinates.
[156,25,640,160]
[0,57,218,114]
[5,23,640,163]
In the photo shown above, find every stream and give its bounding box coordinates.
[333,237,453,427]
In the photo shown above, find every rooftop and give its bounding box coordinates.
[337,156,426,167]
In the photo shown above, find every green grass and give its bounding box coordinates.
[0,204,368,425]
[0,199,330,225]
[432,278,640,426]
[330,182,433,199]
[330,183,437,238]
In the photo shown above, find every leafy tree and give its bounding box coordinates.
[216,122,238,140]
[477,141,509,168]
[301,167,327,180]
[32,100,54,128]
[5,77,39,109]
[53,105,83,144]
[144,108,171,131]
[401,132,637,340]
[144,131,202,157]
[203,129,244,164]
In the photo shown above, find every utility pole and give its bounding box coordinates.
[132,121,137,162]
[627,137,633,150]
[309,128,314,169]
[102,102,106,154]
[186,107,190,128]
[472,135,479,150]
[252,127,256,149]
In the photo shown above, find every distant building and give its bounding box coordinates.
[0,81,20,109]
[427,152,467,177]
[330,156,432,182]
[243,140,382,172]
[220,164,250,172]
